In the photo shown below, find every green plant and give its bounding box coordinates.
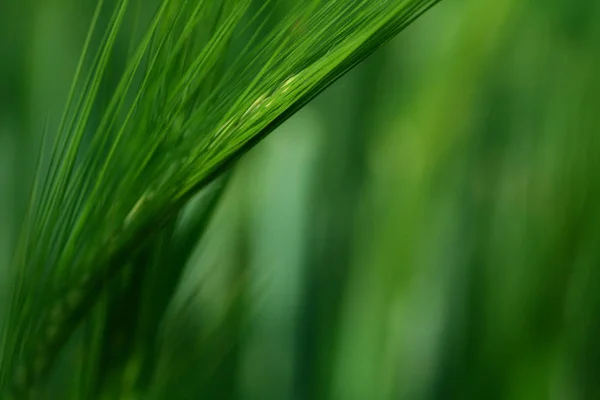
[0,0,438,398]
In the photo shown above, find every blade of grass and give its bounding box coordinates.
[2,0,440,396]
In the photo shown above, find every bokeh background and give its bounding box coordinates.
[2,0,600,399]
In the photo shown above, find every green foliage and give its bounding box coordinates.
[0,0,437,397]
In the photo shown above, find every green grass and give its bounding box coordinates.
[0,0,438,397]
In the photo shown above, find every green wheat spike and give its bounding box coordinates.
[1,0,440,396]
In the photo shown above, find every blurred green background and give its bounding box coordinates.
[2,0,600,399]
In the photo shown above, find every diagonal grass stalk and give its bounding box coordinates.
[0,0,440,396]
